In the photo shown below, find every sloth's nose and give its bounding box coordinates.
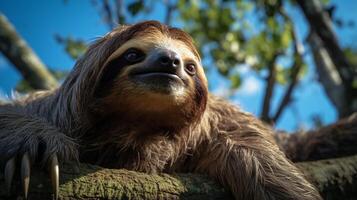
[157,51,181,68]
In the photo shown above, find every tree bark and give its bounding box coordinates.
[296,0,355,84]
[298,154,357,200]
[275,113,357,162]
[307,31,348,116]
[273,9,304,123]
[296,0,357,117]
[0,13,58,90]
[0,163,232,200]
[1,155,357,200]
[261,54,279,123]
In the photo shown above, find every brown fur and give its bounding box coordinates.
[0,21,321,199]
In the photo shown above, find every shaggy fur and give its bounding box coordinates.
[0,21,321,199]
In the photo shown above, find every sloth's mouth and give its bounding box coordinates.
[129,66,185,93]
[129,66,184,83]
[132,71,182,83]
[134,72,181,80]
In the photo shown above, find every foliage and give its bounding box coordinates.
[61,0,305,91]
[177,0,308,91]
[55,35,88,60]
[52,0,355,124]
[344,47,357,89]
[54,0,309,123]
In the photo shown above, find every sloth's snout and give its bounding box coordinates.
[156,50,181,69]
[147,50,182,75]
[131,50,183,77]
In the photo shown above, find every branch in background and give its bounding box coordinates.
[261,53,279,123]
[0,13,58,90]
[308,31,348,116]
[273,10,304,123]
[2,154,357,199]
[102,0,115,30]
[296,0,357,116]
[296,0,355,84]
[275,113,357,162]
[114,0,125,25]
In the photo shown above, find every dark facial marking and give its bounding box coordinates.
[194,76,208,116]
[95,48,145,97]
[124,48,145,64]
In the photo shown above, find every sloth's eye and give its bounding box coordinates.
[124,49,144,63]
[185,63,196,76]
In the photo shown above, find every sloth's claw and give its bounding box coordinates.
[50,154,59,200]
[2,153,61,199]
[4,157,16,195]
[21,152,31,199]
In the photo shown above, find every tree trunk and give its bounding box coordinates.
[0,13,58,90]
[296,0,357,117]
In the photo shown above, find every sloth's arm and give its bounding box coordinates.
[0,105,78,199]
[195,133,321,200]
[192,102,321,200]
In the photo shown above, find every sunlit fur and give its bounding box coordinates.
[0,21,321,199]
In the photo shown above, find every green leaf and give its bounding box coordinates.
[320,0,330,5]
[230,74,241,89]
[65,38,87,60]
[281,23,292,48]
[344,47,357,68]
[56,35,87,60]
[276,66,289,85]
[297,63,308,80]
[15,79,33,92]
[267,17,278,31]
[352,79,357,89]
[128,0,144,16]
[217,60,229,76]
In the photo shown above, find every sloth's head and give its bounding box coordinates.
[65,21,208,129]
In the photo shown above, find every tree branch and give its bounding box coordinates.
[102,0,115,30]
[307,31,348,116]
[1,154,357,199]
[273,10,304,123]
[261,54,279,123]
[0,13,58,90]
[275,113,357,162]
[298,154,357,200]
[296,0,355,85]
[0,163,232,200]
[114,0,126,25]
[296,0,357,116]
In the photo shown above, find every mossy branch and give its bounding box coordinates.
[1,155,357,200]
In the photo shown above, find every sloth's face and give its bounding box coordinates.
[105,34,203,97]
[93,23,208,126]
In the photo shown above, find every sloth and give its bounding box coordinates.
[0,21,321,199]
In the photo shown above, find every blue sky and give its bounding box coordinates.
[0,0,356,131]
